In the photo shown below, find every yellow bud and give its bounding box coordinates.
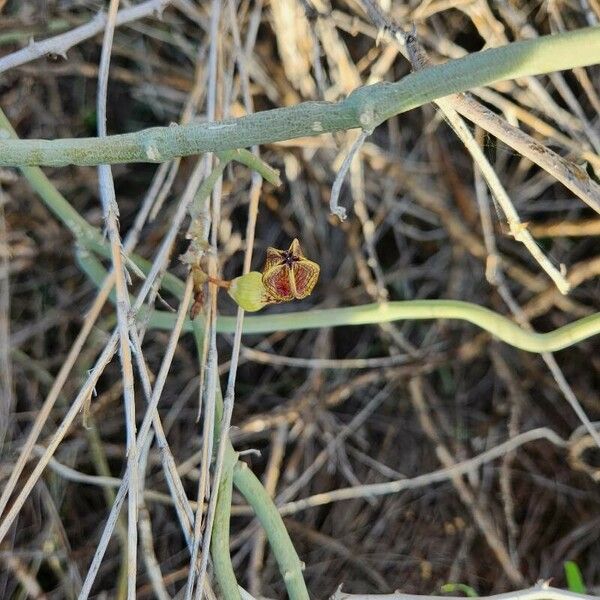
[227,271,270,312]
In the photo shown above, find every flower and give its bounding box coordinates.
[224,239,320,312]
[261,238,320,302]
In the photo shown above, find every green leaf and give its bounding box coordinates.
[564,561,587,593]
[440,583,479,597]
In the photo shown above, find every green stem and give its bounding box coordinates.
[2,27,600,166]
[191,325,310,600]
[0,109,107,251]
[79,251,600,354]
[154,301,600,354]
[211,446,242,600]
[0,107,278,302]
[78,245,600,354]
[232,463,309,600]
[221,149,281,187]
[190,150,280,221]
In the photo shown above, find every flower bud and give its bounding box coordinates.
[227,271,270,312]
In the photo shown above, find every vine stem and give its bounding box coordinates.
[233,462,309,600]
[1,27,600,167]
[190,324,310,600]
[77,256,600,354]
[210,446,240,600]
[143,301,600,354]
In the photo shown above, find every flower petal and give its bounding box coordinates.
[262,264,295,302]
[262,247,285,273]
[291,258,320,299]
[288,238,305,259]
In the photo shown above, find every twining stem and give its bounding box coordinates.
[191,324,310,600]
[1,27,600,166]
[76,247,600,355]
[210,446,241,600]
[232,462,309,600]
[0,105,278,302]
[149,301,600,354]
[1,104,288,595]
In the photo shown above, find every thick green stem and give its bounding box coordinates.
[0,109,107,250]
[79,247,600,354]
[76,237,600,354]
[0,108,278,302]
[210,446,241,600]
[152,301,600,354]
[232,462,309,600]
[191,324,310,600]
[1,27,600,166]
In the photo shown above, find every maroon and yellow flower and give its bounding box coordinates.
[209,239,319,314]
[261,238,320,302]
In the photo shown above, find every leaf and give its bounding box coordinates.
[564,561,587,594]
[440,583,479,597]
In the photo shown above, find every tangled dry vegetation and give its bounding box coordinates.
[1,0,600,598]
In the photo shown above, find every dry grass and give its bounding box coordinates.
[1,1,600,598]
